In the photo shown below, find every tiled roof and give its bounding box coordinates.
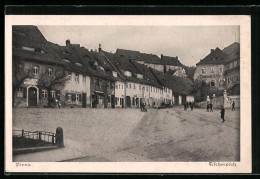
[161,55,183,66]
[12,25,63,64]
[222,42,240,62]
[196,47,229,65]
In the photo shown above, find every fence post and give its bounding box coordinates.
[22,129,24,137]
[52,135,54,144]
[56,127,64,147]
[39,131,41,141]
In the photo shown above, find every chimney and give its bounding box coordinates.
[98,43,102,52]
[90,49,93,52]
[211,49,214,53]
[161,54,163,59]
[66,39,70,46]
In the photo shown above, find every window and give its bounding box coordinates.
[116,85,118,89]
[63,59,70,63]
[230,62,234,68]
[119,84,120,89]
[33,66,39,75]
[17,64,23,72]
[16,87,23,98]
[201,68,206,74]
[227,77,230,85]
[67,72,71,80]
[83,75,86,83]
[146,87,148,92]
[151,87,152,92]
[220,67,223,73]
[231,76,234,82]
[75,74,79,82]
[139,86,141,90]
[76,94,79,101]
[211,67,215,73]
[50,90,56,98]
[68,94,72,101]
[122,84,124,89]
[126,84,128,88]
[42,90,47,98]
[210,80,215,87]
[47,68,52,76]
[133,84,136,89]
[129,84,131,89]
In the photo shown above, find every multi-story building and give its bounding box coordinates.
[193,42,240,94]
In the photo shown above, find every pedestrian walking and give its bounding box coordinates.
[220,105,225,122]
[183,102,187,111]
[190,101,194,111]
[232,100,235,111]
[140,102,143,111]
[206,102,209,112]
[210,102,213,112]
[58,100,61,109]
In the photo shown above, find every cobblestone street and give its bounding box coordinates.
[13,107,240,162]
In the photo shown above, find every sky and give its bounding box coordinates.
[38,25,239,66]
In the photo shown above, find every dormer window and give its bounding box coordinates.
[33,66,39,75]
[62,51,71,55]
[47,68,53,76]
[137,74,143,79]
[112,71,118,78]
[75,62,83,67]
[63,59,70,63]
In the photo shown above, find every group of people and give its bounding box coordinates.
[183,101,194,111]
[206,102,213,112]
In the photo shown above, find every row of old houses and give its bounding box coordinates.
[193,42,240,96]
[12,25,195,108]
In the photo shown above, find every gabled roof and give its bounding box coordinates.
[196,47,229,65]
[103,51,161,87]
[12,25,62,64]
[222,42,240,62]
[161,55,183,66]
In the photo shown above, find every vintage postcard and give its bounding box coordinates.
[5,15,251,173]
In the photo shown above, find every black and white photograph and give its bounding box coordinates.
[5,15,251,173]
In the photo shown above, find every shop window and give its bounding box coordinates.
[16,87,23,98]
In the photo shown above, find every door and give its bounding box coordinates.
[111,95,115,108]
[122,98,124,108]
[28,87,37,107]
[82,93,86,108]
[126,96,131,107]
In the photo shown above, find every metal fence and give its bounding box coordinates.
[13,129,56,144]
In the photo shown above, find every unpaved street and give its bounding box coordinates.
[13,107,240,162]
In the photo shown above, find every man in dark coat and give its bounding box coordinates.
[220,105,225,122]
[232,101,235,111]
[210,102,213,112]
[190,101,194,111]
[206,102,209,112]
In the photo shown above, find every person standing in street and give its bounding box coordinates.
[210,102,213,112]
[220,105,225,122]
[232,100,235,111]
[191,101,194,111]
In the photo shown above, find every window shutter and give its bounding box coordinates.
[39,88,42,99]
[23,87,27,98]
[56,90,60,100]
[79,94,82,102]
[65,93,68,101]
[72,93,76,101]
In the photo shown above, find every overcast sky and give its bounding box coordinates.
[38,25,239,66]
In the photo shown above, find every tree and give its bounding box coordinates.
[37,66,68,107]
[12,61,33,107]
[183,65,196,81]
[194,80,210,102]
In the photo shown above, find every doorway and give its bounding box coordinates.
[28,87,37,107]
[82,93,86,108]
